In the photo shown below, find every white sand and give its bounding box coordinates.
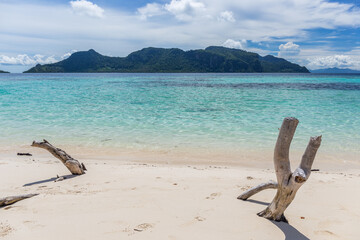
[1,154,360,240]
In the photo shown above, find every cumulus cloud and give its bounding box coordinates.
[0,54,64,65]
[218,11,235,22]
[222,39,246,49]
[307,55,360,69]
[134,0,360,38]
[33,54,57,64]
[164,0,206,21]
[0,55,34,65]
[137,3,165,20]
[61,50,78,59]
[137,0,207,21]
[278,42,300,57]
[70,0,104,18]
[2,0,360,70]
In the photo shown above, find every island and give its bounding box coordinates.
[0,70,10,73]
[24,46,309,73]
[311,67,360,74]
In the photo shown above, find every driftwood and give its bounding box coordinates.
[17,152,32,156]
[238,117,321,222]
[0,194,38,207]
[55,175,67,182]
[31,139,86,175]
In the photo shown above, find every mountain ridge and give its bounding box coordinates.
[24,46,309,73]
[311,67,360,74]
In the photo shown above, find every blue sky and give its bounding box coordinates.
[0,0,359,72]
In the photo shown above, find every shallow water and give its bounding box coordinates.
[0,73,359,161]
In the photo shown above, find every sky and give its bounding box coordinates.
[0,0,359,72]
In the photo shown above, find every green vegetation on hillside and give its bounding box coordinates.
[24,47,309,73]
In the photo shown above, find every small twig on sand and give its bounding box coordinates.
[17,153,32,156]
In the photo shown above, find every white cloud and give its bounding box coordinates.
[0,54,63,65]
[137,0,207,21]
[307,55,360,69]
[1,0,360,69]
[134,0,360,40]
[222,39,246,49]
[164,0,206,21]
[218,11,235,22]
[34,54,57,64]
[137,3,165,20]
[61,50,78,59]
[70,0,104,18]
[278,42,300,57]
[279,42,300,52]
[0,55,34,65]
[288,47,360,70]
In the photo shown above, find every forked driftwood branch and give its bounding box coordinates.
[0,194,39,207]
[31,139,87,175]
[238,117,322,222]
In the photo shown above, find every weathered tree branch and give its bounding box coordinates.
[273,117,298,185]
[238,181,278,200]
[238,117,322,222]
[299,136,322,180]
[31,139,86,175]
[0,194,39,207]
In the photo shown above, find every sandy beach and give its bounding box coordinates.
[1,151,360,240]
[2,0,360,239]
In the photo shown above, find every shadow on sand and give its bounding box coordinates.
[246,199,270,206]
[23,174,77,187]
[244,199,310,240]
[271,221,310,240]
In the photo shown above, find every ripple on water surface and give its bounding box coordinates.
[0,73,359,160]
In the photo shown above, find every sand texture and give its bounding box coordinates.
[1,156,360,240]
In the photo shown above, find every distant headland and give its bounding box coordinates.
[311,67,360,74]
[24,46,309,73]
[0,70,10,73]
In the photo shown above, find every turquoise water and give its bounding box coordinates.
[0,73,359,159]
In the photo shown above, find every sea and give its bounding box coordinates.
[0,73,359,164]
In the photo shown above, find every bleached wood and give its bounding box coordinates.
[238,118,322,222]
[238,181,278,200]
[273,117,298,185]
[0,194,38,207]
[31,139,86,175]
[299,136,322,179]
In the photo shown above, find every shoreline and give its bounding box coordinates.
[1,142,359,171]
[1,156,360,239]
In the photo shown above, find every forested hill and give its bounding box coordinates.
[24,46,309,73]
